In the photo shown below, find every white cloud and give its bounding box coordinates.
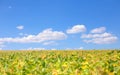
[16,25,24,30]
[83,36,118,44]
[30,47,45,50]
[90,27,106,33]
[21,47,45,50]
[0,28,67,44]
[74,47,84,50]
[66,25,86,34]
[78,47,84,50]
[0,43,5,50]
[19,33,28,36]
[65,48,72,50]
[81,32,112,38]
[0,42,3,45]
[65,47,83,50]
[0,45,5,48]
[51,48,57,50]
[81,32,118,44]
[43,41,58,45]
[81,26,118,44]
[24,48,57,50]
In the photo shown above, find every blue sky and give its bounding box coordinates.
[0,0,120,50]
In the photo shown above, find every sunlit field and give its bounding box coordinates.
[0,50,120,75]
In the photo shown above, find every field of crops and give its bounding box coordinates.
[0,50,120,75]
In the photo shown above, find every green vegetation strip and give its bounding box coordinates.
[0,50,120,75]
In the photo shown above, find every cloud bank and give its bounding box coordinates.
[0,25,118,49]
[0,28,67,44]
[81,27,118,44]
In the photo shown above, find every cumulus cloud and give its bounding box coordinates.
[78,47,84,50]
[90,27,106,33]
[74,47,84,50]
[0,42,5,46]
[65,47,84,50]
[0,28,67,44]
[66,25,86,34]
[43,41,58,45]
[83,36,118,44]
[0,42,5,50]
[81,32,112,38]
[81,32,118,44]
[51,48,57,50]
[16,25,24,30]
[81,26,118,44]
[19,33,28,36]
[21,47,45,50]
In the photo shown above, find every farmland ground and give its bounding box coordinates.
[0,50,120,75]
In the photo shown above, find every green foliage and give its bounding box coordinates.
[0,50,120,75]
